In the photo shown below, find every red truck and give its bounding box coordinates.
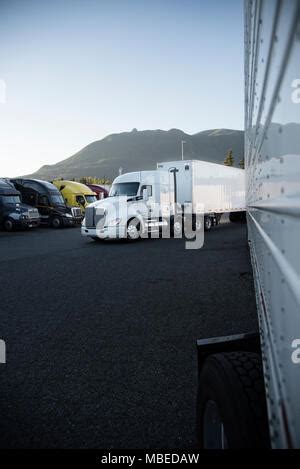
[86,184,109,200]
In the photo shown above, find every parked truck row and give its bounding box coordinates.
[0,178,109,231]
[1,162,246,236]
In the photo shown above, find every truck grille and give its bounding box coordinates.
[71,207,82,218]
[85,206,105,228]
[28,209,39,219]
[85,206,95,227]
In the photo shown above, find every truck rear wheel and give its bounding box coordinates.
[170,215,183,237]
[197,351,270,448]
[3,218,15,232]
[204,216,212,231]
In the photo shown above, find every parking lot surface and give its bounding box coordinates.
[0,221,258,448]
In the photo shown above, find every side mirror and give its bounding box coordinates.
[142,188,149,202]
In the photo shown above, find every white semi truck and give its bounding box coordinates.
[81,160,245,241]
[196,0,300,449]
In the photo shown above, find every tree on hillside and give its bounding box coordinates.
[224,149,234,166]
[79,177,88,184]
[239,157,245,169]
[77,176,112,185]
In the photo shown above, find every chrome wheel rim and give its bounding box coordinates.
[174,221,181,234]
[127,222,139,239]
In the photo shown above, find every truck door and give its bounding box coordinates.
[37,195,51,219]
[21,186,37,206]
[76,195,86,212]
[140,184,153,217]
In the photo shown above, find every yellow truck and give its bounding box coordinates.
[52,180,97,214]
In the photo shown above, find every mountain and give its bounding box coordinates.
[26,128,245,181]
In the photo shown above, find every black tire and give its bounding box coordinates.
[191,214,202,232]
[204,216,212,232]
[197,351,270,448]
[126,218,141,240]
[51,217,62,229]
[3,218,15,232]
[169,214,183,238]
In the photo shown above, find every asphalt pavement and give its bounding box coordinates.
[0,219,258,448]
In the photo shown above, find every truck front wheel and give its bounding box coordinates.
[3,218,15,231]
[51,217,62,229]
[126,218,141,240]
[197,351,270,448]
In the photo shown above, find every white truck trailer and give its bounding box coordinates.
[196,0,300,449]
[81,160,245,240]
[157,160,245,227]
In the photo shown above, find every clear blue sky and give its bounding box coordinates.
[0,0,244,177]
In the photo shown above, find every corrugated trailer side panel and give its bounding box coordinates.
[245,0,300,448]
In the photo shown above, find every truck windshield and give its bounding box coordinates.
[50,194,65,206]
[85,195,97,203]
[1,195,21,204]
[110,182,140,197]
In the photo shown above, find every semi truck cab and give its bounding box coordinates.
[86,183,109,200]
[0,179,40,231]
[11,179,82,228]
[52,180,97,215]
[81,170,172,240]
